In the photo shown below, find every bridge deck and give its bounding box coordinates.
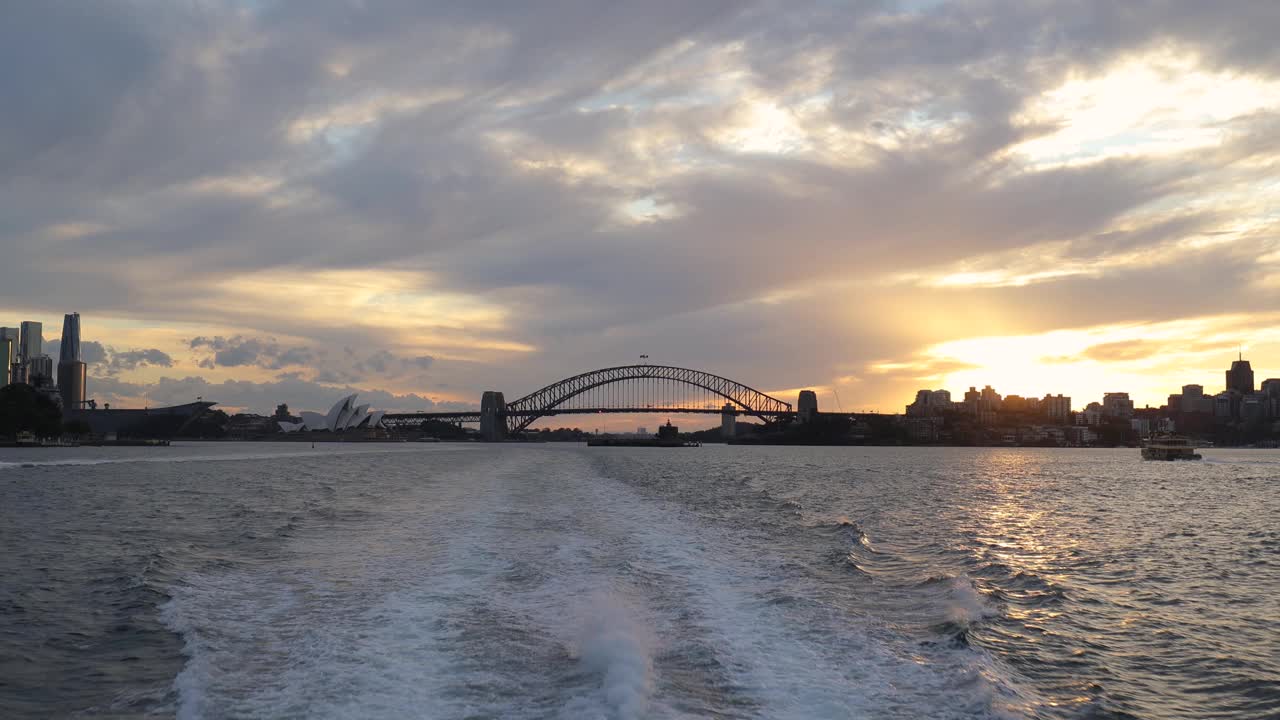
[382,406,797,427]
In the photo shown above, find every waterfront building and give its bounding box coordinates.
[67,400,218,438]
[1102,392,1134,419]
[1043,394,1071,422]
[277,394,385,433]
[1226,354,1255,394]
[19,320,41,362]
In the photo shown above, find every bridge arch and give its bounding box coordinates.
[503,364,792,433]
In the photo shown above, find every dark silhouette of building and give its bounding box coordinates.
[58,313,80,364]
[58,361,86,410]
[1227,354,1255,394]
[57,312,85,410]
[797,389,818,422]
[1102,392,1134,419]
[18,320,41,364]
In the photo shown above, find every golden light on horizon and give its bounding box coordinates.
[912,313,1280,408]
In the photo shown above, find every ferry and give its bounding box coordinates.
[1141,434,1202,461]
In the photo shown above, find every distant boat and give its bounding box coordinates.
[1142,434,1202,461]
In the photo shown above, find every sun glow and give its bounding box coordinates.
[1013,50,1280,167]
[911,314,1280,407]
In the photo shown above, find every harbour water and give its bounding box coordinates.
[1,443,1277,719]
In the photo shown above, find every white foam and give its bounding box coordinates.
[154,446,1038,718]
[947,575,999,626]
[561,592,654,720]
[0,442,468,471]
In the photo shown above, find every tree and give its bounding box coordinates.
[0,384,63,438]
[273,403,291,420]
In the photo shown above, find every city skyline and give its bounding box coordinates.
[2,307,1276,421]
[3,3,1280,420]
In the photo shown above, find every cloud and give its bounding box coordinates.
[4,1,1280,414]
[86,373,467,416]
[190,336,314,370]
[45,339,171,374]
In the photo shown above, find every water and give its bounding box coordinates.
[1,443,1277,719]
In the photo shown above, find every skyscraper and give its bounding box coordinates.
[59,312,80,363]
[0,336,11,386]
[58,360,86,410]
[57,312,87,409]
[0,328,17,386]
[19,320,42,362]
[1226,354,1255,394]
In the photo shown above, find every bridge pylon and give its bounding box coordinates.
[480,391,506,441]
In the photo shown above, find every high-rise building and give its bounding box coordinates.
[721,403,736,438]
[979,385,1002,411]
[797,389,818,423]
[0,328,17,386]
[59,312,81,363]
[1102,392,1134,419]
[906,389,951,416]
[0,337,11,386]
[57,312,86,409]
[19,320,42,362]
[1043,394,1071,422]
[27,354,53,384]
[58,361,86,410]
[1226,354,1255,394]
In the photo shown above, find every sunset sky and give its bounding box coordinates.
[3,1,1279,423]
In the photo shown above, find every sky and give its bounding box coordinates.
[3,1,1279,424]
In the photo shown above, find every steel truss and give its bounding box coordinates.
[502,364,792,433]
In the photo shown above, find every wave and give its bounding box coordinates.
[562,592,654,720]
[0,445,448,471]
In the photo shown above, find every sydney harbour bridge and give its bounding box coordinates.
[382,364,816,440]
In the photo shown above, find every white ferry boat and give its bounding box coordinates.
[1141,434,1202,461]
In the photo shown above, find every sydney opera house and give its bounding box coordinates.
[277,394,386,433]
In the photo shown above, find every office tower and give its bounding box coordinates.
[1,327,18,373]
[19,320,42,362]
[1226,354,1255,394]
[0,337,11,386]
[59,313,80,363]
[58,361,86,410]
[56,312,86,408]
